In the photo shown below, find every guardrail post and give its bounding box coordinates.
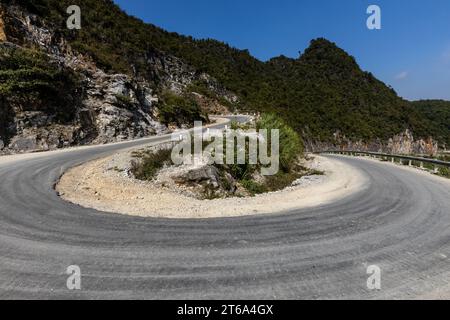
[353,153,449,173]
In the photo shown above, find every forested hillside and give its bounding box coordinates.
[2,0,450,149]
[411,100,450,146]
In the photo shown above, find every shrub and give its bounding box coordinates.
[0,45,82,143]
[157,91,208,126]
[257,113,304,172]
[264,171,301,192]
[9,1,450,146]
[439,166,450,178]
[241,179,267,195]
[131,148,173,180]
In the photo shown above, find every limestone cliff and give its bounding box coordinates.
[0,3,236,154]
[306,129,439,156]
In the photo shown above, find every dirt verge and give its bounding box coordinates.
[56,154,369,219]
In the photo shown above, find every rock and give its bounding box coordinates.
[8,135,37,152]
[292,175,324,187]
[142,89,159,108]
[386,129,438,156]
[171,165,237,198]
[387,129,414,155]
[0,4,236,155]
[308,129,438,156]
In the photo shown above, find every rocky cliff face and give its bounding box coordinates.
[386,130,438,155]
[306,129,439,156]
[0,3,236,154]
[1,2,442,157]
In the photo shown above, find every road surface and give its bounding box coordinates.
[0,120,449,299]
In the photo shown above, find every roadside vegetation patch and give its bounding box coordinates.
[438,166,450,179]
[0,45,81,145]
[131,148,173,181]
[157,91,209,127]
[129,114,321,199]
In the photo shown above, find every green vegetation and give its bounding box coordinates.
[257,114,304,172]
[438,166,450,179]
[131,113,309,196]
[219,114,306,195]
[130,148,172,180]
[186,80,235,111]
[240,179,267,195]
[5,0,450,147]
[0,45,81,143]
[411,100,450,146]
[157,91,208,126]
[0,46,80,108]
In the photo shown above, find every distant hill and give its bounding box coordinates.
[411,100,450,146]
[1,0,449,152]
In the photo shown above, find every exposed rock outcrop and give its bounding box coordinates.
[83,72,168,144]
[141,152,239,199]
[172,165,237,198]
[306,129,439,156]
[386,129,438,155]
[0,3,237,154]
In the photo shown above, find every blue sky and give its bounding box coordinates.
[113,0,450,101]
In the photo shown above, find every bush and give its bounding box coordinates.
[257,113,304,172]
[157,91,208,126]
[264,171,301,192]
[216,114,305,194]
[131,148,173,180]
[439,166,450,178]
[241,179,267,195]
[0,45,82,143]
[10,1,449,146]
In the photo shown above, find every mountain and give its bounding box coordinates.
[1,0,449,154]
[411,100,450,148]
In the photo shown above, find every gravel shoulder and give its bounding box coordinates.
[56,153,369,219]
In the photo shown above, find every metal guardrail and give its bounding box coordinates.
[319,150,450,172]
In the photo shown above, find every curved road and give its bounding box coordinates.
[0,122,449,299]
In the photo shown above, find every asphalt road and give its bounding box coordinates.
[0,120,449,299]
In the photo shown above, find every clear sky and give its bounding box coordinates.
[113,0,450,101]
